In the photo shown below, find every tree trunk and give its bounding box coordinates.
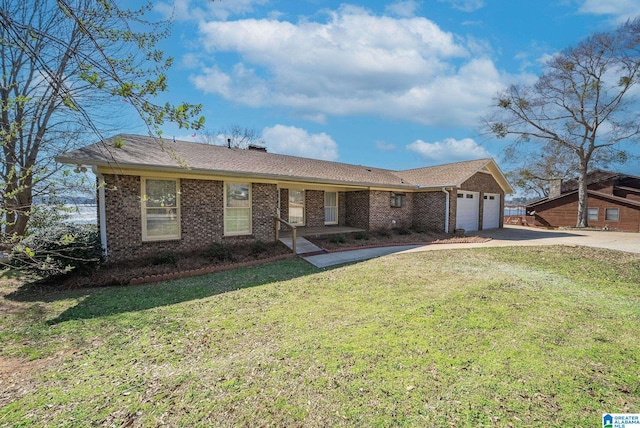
[576,163,589,228]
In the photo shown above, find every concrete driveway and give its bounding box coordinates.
[404,225,640,255]
[304,225,640,268]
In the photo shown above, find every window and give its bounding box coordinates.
[390,192,405,208]
[466,194,474,199]
[324,192,338,224]
[142,178,180,241]
[587,208,599,221]
[605,208,619,222]
[289,189,305,226]
[225,182,251,235]
[457,193,464,198]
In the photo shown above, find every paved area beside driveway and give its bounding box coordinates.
[303,226,640,268]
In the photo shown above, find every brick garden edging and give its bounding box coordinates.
[319,237,492,254]
[129,253,297,286]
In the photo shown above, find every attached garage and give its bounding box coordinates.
[482,193,501,229]
[456,191,480,231]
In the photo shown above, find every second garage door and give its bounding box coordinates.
[482,193,501,229]
[456,191,479,231]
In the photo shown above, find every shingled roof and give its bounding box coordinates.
[57,134,513,192]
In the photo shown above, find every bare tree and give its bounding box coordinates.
[488,18,640,227]
[0,0,204,239]
[199,125,264,149]
[505,143,579,198]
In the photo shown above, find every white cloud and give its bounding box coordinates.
[578,0,640,22]
[261,125,338,160]
[155,0,268,21]
[406,137,491,162]
[385,1,420,18]
[438,0,485,13]
[190,6,507,126]
[376,141,397,151]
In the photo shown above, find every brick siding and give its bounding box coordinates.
[279,189,289,221]
[345,191,370,228]
[102,174,277,262]
[305,190,325,227]
[413,191,447,232]
[368,190,413,230]
[338,192,346,226]
[250,183,277,241]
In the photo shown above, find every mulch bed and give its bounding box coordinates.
[306,229,490,251]
[37,241,293,288]
[18,230,491,289]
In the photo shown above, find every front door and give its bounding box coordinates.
[289,190,305,226]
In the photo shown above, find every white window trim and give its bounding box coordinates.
[605,207,620,222]
[224,182,252,236]
[141,177,181,241]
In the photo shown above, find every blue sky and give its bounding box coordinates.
[128,0,640,174]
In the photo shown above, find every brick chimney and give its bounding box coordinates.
[548,178,562,198]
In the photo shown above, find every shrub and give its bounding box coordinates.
[353,231,369,240]
[329,234,346,244]
[150,252,178,266]
[206,242,234,262]
[251,241,268,256]
[374,229,391,238]
[10,224,102,277]
[395,227,412,235]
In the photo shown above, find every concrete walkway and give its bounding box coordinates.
[279,237,324,255]
[303,226,640,268]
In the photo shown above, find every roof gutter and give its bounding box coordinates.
[91,166,108,258]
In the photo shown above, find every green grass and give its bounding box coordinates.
[1,246,639,427]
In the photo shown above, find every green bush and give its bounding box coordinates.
[10,224,102,277]
[329,234,346,244]
[251,241,268,256]
[206,242,234,262]
[374,229,391,238]
[395,227,412,235]
[353,231,369,240]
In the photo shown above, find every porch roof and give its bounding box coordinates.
[57,134,512,192]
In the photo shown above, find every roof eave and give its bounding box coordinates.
[57,157,433,190]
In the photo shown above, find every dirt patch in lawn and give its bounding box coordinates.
[0,354,64,407]
[306,228,490,251]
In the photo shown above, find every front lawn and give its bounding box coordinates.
[1,246,639,426]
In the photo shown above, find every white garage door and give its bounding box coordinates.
[456,191,479,231]
[482,193,501,230]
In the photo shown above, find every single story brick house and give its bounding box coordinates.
[57,134,513,262]
[526,170,640,232]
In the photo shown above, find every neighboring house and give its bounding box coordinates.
[526,170,640,232]
[57,134,513,262]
